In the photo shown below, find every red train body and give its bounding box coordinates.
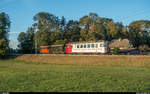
[65,44,72,54]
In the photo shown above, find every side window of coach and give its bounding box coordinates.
[87,44,90,48]
[84,44,86,48]
[92,44,94,48]
[100,44,104,47]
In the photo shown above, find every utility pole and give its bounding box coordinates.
[34,31,38,55]
[35,38,37,54]
[103,22,107,40]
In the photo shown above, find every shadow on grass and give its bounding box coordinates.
[2,54,23,60]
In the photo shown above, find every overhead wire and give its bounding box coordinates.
[114,8,150,21]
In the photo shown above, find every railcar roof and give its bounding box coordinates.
[70,40,107,44]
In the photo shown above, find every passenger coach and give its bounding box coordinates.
[65,41,109,54]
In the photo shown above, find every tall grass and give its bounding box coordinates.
[16,55,150,67]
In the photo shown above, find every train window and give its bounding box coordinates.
[88,44,90,48]
[100,44,104,47]
[92,44,94,48]
[77,45,79,48]
[80,45,83,48]
[84,44,86,48]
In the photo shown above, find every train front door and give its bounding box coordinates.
[65,44,72,54]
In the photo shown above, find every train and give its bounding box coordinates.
[40,39,140,55]
[40,40,109,54]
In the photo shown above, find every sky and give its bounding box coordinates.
[0,0,150,49]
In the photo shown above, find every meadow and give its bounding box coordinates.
[0,55,150,92]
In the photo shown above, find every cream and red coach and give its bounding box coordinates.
[65,41,109,54]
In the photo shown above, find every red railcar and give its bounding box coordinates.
[65,44,72,54]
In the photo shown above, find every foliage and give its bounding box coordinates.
[53,40,67,45]
[79,13,120,41]
[115,22,125,39]
[113,47,119,55]
[0,12,10,58]
[17,27,35,54]
[128,20,150,47]
[8,48,18,54]
[17,12,150,54]
[138,45,149,54]
[64,20,80,42]
[50,46,64,54]
[0,39,9,57]
[18,12,65,54]
[33,12,61,47]
[79,13,100,41]
[51,40,66,54]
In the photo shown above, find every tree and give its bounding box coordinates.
[60,16,66,39]
[17,27,35,54]
[79,13,118,42]
[128,20,150,47]
[100,18,118,41]
[26,27,35,53]
[60,16,66,30]
[17,32,26,53]
[0,12,10,58]
[33,12,61,49]
[138,45,149,54]
[115,22,124,39]
[64,20,80,42]
[79,13,100,41]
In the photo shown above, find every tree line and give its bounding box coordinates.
[18,12,150,53]
[17,12,150,54]
[0,12,150,56]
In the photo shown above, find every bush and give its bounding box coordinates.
[113,47,119,55]
[138,45,149,54]
[53,40,66,45]
[0,39,9,58]
[50,46,64,54]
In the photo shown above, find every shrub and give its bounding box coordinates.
[113,47,119,55]
[50,46,64,54]
[138,45,149,54]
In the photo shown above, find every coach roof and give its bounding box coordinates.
[70,40,107,44]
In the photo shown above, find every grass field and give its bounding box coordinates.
[0,55,150,92]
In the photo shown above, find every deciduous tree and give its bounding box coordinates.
[17,27,35,54]
[0,12,10,58]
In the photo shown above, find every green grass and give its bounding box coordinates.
[0,59,150,92]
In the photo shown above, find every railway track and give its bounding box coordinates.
[9,54,108,56]
[9,54,150,57]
